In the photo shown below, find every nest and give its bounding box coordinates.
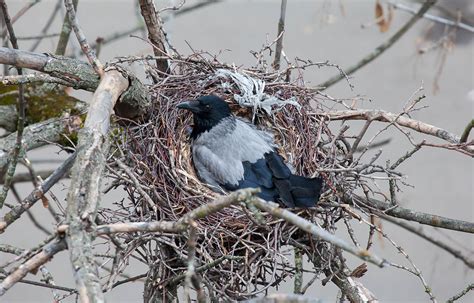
[106,53,358,299]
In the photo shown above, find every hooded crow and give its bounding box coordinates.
[177,95,323,208]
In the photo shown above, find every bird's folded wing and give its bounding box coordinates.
[193,145,244,187]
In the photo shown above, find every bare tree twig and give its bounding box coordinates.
[29,0,62,52]
[0,0,40,40]
[319,0,437,89]
[0,0,26,209]
[64,0,104,77]
[6,278,76,294]
[90,0,222,50]
[390,1,474,33]
[446,283,474,303]
[0,151,77,233]
[0,238,67,296]
[381,214,474,269]
[352,194,474,233]
[55,0,78,55]
[251,198,388,267]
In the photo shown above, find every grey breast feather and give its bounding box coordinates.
[192,116,274,186]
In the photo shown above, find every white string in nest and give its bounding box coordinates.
[214,69,301,121]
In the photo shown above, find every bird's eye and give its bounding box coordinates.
[205,104,211,109]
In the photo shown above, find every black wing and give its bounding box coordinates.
[222,151,322,208]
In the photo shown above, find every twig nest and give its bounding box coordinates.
[111,56,348,299]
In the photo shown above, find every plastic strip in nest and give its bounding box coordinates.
[177,95,323,208]
[214,69,301,121]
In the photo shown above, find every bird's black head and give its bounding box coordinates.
[177,95,233,138]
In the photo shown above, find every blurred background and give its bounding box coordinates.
[1,0,473,302]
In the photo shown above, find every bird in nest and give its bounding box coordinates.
[177,95,323,208]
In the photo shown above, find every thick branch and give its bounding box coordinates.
[0,47,149,119]
[0,116,81,170]
[65,69,128,303]
[331,276,378,303]
[0,47,98,90]
[138,0,169,73]
[1,73,74,86]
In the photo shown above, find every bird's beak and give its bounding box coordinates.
[177,100,200,112]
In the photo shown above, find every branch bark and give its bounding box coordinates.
[64,0,104,76]
[381,214,474,268]
[251,198,387,267]
[0,238,67,296]
[138,0,169,73]
[65,68,128,303]
[321,109,473,154]
[0,0,26,209]
[272,0,287,70]
[352,194,474,233]
[0,152,77,233]
[0,47,150,119]
[0,116,81,170]
[55,0,78,55]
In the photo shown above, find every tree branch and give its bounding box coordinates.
[0,117,81,170]
[390,1,474,33]
[55,0,77,55]
[64,0,103,76]
[251,198,388,267]
[65,68,128,303]
[381,214,474,268]
[1,73,74,86]
[0,47,98,90]
[0,47,150,119]
[321,109,473,154]
[352,194,474,233]
[0,151,77,233]
[460,119,473,143]
[0,0,26,209]
[0,238,67,296]
[273,0,287,70]
[447,283,474,303]
[319,0,437,89]
[138,0,169,73]
[57,188,260,236]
